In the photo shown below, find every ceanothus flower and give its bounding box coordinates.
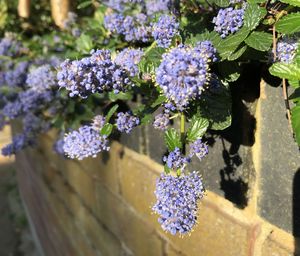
[104,14,126,34]
[152,171,205,235]
[4,61,30,87]
[57,49,132,97]
[63,125,110,160]
[156,43,216,110]
[163,147,190,170]
[1,133,32,156]
[152,15,179,48]
[115,48,144,76]
[0,36,23,57]
[276,38,298,64]
[0,114,6,131]
[22,113,50,135]
[2,101,23,119]
[26,64,57,92]
[153,113,170,130]
[189,139,209,160]
[145,0,172,15]
[213,7,245,38]
[116,112,140,133]
[19,90,54,113]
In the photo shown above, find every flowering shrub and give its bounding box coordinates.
[0,0,299,235]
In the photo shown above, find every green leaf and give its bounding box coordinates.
[276,12,300,34]
[164,128,182,151]
[77,0,93,9]
[279,0,300,7]
[0,1,8,29]
[139,47,165,75]
[140,114,152,125]
[151,95,167,108]
[76,34,93,54]
[243,3,267,30]
[245,31,273,51]
[108,92,133,102]
[291,104,300,145]
[227,44,248,61]
[164,164,171,174]
[217,27,250,59]
[100,123,113,136]
[289,79,300,88]
[269,63,300,80]
[199,82,232,130]
[207,0,230,7]
[187,116,209,142]
[106,104,119,122]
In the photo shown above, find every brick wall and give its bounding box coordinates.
[14,129,299,256]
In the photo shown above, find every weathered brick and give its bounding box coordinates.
[163,192,258,256]
[261,228,296,256]
[95,182,164,256]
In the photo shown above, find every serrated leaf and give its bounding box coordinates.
[245,31,273,51]
[276,12,300,34]
[289,79,300,88]
[100,123,113,136]
[291,104,300,145]
[243,3,267,30]
[187,116,209,142]
[106,104,119,122]
[217,27,250,59]
[164,128,182,151]
[279,0,300,7]
[199,82,232,130]
[269,63,300,80]
[227,44,248,60]
[139,47,165,75]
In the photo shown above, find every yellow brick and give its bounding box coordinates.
[95,183,164,256]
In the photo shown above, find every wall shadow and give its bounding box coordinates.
[294,168,300,255]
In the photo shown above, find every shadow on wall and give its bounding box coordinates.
[294,168,300,256]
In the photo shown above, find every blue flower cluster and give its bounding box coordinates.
[3,61,30,87]
[152,171,205,235]
[26,64,57,92]
[145,0,171,15]
[1,134,33,156]
[152,15,179,48]
[156,42,216,110]
[213,7,245,38]
[0,35,24,57]
[276,38,298,64]
[57,49,133,98]
[104,13,152,42]
[163,147,190,170]
[115,48,144,76]
[189,139,209,160]
[63,125,110,160]
[153,112,170,130]
[116,112,140,133]
[22,113,50,135]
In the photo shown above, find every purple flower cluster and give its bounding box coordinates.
[19,90,54,113]
[53,137,65,156]
[63,125,110,160]
[153,113,170,130]
[152,15,179,48]
[22,113,50,135]
[104,13,152,42]
[4,61,30,87]
[145,0,171,15]
[189,139,209,160]
[0,35,23,57]
[116,112,140,133]
[115,48,144,76]
[57,49,132,98]
[92,115,106,131]
[1,134,32,156]
[276,38,298,64]
[163,148,190,170]
[104,0,144,12]
[152,171,205,235]
[2,101,23,119]
[213,7,245,38]
[26,64,57,92]
[156,43,216,110]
